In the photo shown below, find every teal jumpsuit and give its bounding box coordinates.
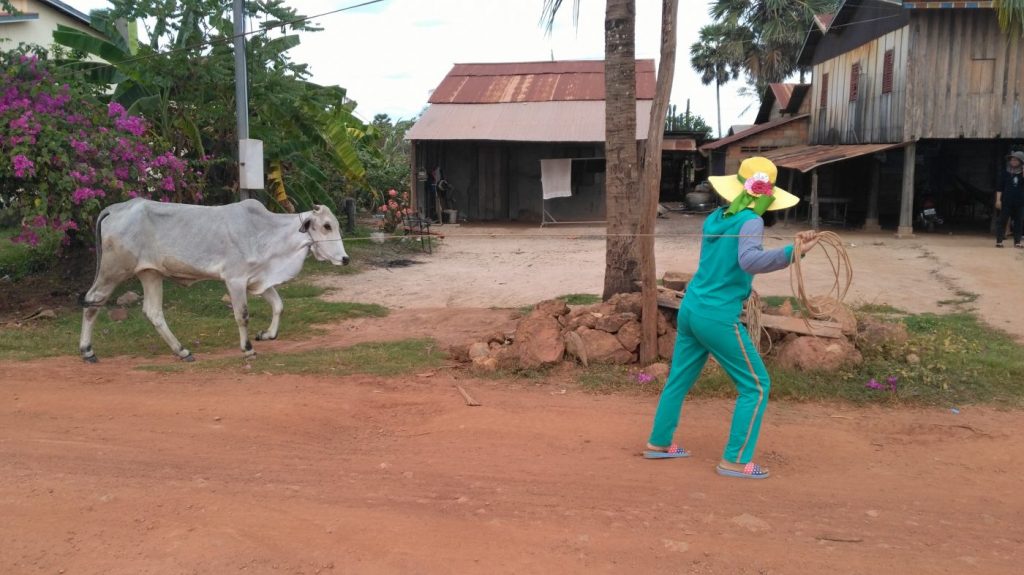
[649,207,794,464]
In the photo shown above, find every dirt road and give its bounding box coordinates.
[3,308,1024,575]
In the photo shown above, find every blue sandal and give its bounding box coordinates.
[716,462,770,479]
[643,444,690,459]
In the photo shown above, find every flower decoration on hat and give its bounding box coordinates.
[744,172,774,197]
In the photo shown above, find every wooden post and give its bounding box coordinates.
[897,141,916,238]
[639,0,678,365]
[863,159,882,231]
[784,169,796,226]
[409,141,418,214]
[810,169,820,230]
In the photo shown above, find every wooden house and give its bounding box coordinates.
[768,0,1024,235]
[0,0,98,49]
[406,60,704,224]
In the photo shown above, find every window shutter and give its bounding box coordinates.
[849,63,860,102]
[882,49,894,94]
[820,73,829,107]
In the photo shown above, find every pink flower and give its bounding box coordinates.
[743,172,774,197]
[107,101,126,117]
[12,154,35,178]
[388,189,398,197]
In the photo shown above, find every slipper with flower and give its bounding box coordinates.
[643,444,690,459]
[716,462,770,479]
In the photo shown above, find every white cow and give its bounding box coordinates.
[79,198,349,362]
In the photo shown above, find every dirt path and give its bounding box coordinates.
[3,330,1023,575]
[321,214,1024,340]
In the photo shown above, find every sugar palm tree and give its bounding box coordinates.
[690,23,746,138]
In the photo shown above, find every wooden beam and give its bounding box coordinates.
[897,141,916,238]
[757,315,844,339]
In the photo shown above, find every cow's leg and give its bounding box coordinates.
[226,280,256,357]
[79,273,127,363]
[138,270,194,362]
[254,287,283,341]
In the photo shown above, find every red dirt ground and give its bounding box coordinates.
[3,309,1023,575]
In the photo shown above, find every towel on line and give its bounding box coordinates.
[541,159,572,199]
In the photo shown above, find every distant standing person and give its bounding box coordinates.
[996,151,1024,248]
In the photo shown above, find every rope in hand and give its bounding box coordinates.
[790,230,854,325]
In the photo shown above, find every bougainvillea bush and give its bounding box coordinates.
[0,48,205,252]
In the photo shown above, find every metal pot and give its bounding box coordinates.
[685,190,714,212]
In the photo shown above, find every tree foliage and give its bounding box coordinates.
[52,0,371,210]
[708,0,839,94]
[665,102,712,139]
[0,47,203,249]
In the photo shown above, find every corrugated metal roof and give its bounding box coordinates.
[762,142,909,172]
[429,59,656,104]
[700,115,809,151]
[406,101,654,142]
[770,83,796,110]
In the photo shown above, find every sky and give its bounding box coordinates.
[66,1,762,136]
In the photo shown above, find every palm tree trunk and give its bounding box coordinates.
[638,0,678,364]
[602,0,640,299]
[716,80,722,138]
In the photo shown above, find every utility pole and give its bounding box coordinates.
[233,0,262,200]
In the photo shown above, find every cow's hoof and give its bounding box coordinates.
[243,350,257,359]
[255,331,276,341]
[83,355,98,364]
[181,354,196,362]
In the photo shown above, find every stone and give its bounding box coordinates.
[808,297,857,336]
[595,312,636,333]
[472,356,498,372]
[774,336,863,372]
[514,313,565,369]
[857,317,909,351]
[108,308,129,322]
[492,346,519,370]
[534,299,570,318]
[645,362,670,383]
[566,312,599,331]
[563,330,589,367]
[468,342,490,361]
[221,294,231,304]
[906,353,921,365]
[578,328,633,364]
[657,309,673,334]
[776,299,795,317]
[662,271,693,291]
[447,343,471,362]
[615,320,642,352]
[115,291,141,306]
[608,292,643,316]
[486,331,509,345]
[657,329,677,360]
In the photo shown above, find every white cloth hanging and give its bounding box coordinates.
[540,159,572,199]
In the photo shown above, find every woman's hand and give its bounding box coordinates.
[794,230,820,253]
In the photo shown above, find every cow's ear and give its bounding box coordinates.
[312,204,324,213]
[299,218,312,233]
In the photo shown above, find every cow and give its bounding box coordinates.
[79,198,349,362]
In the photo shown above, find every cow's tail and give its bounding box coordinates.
[79,207,113,306]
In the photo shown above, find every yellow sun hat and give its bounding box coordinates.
[707,156,800,213]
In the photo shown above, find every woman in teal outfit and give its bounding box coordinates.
[644,157,819,480]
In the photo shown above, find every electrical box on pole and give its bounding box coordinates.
[233,0,262,198]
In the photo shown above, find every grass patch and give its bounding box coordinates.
[0,279,386,361]
[855,302,906,314]
[139,338,444,376]
[0,227,60,280]
[556,293,602,306]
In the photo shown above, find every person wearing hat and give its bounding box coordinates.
[643,157,818,480]
[995,151,1024,248]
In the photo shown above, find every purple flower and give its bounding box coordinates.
[886,375,898,391]
[12,154,35,178]
[107,101,126,117]
[636,372,655,384]
[865,378,883,390]
[72,187,106,205]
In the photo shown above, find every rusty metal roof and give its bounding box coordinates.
[762,142,909,173]
[700,115,809,151]
[406,101,654,142]
[428,59,656,104]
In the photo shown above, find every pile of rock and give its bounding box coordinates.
[458,293,676,372]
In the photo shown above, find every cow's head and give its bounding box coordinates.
[300,205,350,265]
